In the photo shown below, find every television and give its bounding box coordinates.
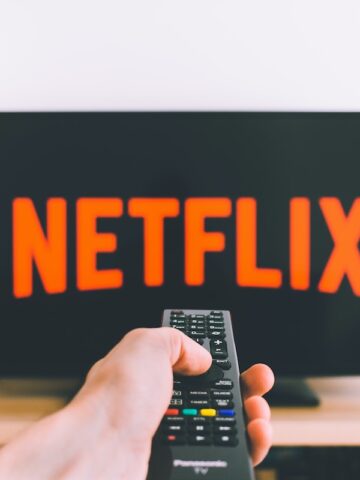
[0,112,359,392]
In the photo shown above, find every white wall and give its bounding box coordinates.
[1,0,360,111]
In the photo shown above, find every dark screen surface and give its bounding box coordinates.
[0,112,359,376]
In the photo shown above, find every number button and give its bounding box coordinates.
[170,319,186,326]
[208,325,225,331]
[172,325,187,332]
[189,330,206,338]
[208,319,225,326]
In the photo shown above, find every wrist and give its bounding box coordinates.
[69,379,153,471]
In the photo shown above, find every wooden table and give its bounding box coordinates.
[272,376,360,446]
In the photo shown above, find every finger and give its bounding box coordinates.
[241,364,274,399]
[247,418,272,466]
[158,327,213,376]
[244,396,271,422]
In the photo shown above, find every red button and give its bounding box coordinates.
[165,408,179,416]
[167,435,176,441]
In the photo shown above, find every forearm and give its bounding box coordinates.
[0,392,150,480]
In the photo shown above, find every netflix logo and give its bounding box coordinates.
[10,197,360,298]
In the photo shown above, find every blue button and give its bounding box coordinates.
[218,409,235,417]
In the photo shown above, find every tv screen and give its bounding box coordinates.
[0,112,359,376]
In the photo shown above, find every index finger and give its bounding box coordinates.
[241,364,274,399]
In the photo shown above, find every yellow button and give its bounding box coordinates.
[200,409,217,417]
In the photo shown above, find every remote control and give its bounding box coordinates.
[147,309,255,480]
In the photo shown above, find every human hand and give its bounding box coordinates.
[0,327,274,479]
[73,327,274,476]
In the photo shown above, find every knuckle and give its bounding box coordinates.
[123,327,158,344]
[85,357,105,382]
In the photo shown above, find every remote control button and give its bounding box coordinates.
[210,339,228,359]
[175,364,224,386]
[188,324,205,331]
[165,408,180,416]
[170,314,186,320]
[188,399,210,408]
[188,319,205,326]
[188,314,206,320]
[169,399,184,407]
[213,379,233,390]
[208,330,225,339]
[172,390,183,397]
[218,409,235,417]
[213,416,236,425]
[211,351,228,359]
[170,319,186,326]
[213,359,231,370]
[214,425,237,434]
[171,325,187,332]
[211,339,227,347]
[208,325,225,331]
[214,435,238,446]
[213,399,234,409]
[200,408,217,417]
[188,390,209,399]
[182,409,198,416]
[188,424,211,433]
[188,434,212,445]
[164,416,186,424]
[211,391,233,399]
[193,338,204,345]
[163,424,185,433]
[189,330,206,338]
[163,434,186,445]
[207,319,225,326]
[187,416,210,424]
[208,318,223,323]
[210,311,223,317]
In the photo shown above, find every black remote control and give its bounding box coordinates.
[147,309,255,480]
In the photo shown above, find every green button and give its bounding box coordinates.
[182,409,198,416]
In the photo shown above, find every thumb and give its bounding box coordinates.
[157,327,212,376]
